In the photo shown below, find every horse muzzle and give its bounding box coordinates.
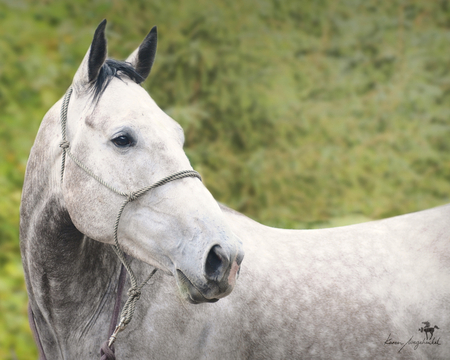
[175,246,244,304]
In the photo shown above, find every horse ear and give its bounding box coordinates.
[126,26,157,82]
[73,19,108,89]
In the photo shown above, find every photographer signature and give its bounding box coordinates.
[384,322,441,353]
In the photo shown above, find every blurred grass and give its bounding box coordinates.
[1,0,450,358]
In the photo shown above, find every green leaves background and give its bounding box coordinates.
[1,1,449,358]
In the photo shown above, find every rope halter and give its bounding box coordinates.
[59,86,202,347]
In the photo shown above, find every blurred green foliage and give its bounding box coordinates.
[1,0,450,358]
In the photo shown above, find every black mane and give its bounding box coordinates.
[89,59,144,103]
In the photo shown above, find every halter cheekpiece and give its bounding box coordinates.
[59,86,202,355]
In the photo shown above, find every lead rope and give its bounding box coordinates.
[100,261,127,360]
[58,86,202,359]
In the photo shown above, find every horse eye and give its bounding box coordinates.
[112,135,132,148]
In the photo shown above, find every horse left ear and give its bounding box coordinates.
[126,26,157,83]
[73,19,108,91]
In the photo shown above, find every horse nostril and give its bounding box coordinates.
[205,245,228,281]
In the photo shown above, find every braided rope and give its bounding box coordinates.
[100,341,116,360]
[66,151,128,197]
[58,86,202,354]
[60,86,73,183]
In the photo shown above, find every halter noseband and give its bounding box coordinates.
[59,86,202,351]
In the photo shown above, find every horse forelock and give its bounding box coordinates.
[88,59,144,104]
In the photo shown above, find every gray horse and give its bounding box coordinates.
[21,20,449,359]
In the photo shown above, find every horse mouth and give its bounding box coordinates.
[176,270,219,304]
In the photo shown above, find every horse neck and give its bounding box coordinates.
[20,105,121,347]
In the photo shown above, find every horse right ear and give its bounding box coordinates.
[73,19,108,91]
[126,26,157,83]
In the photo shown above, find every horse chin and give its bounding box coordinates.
[176,270,220,304]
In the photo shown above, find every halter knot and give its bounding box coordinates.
[127,192,138,202]
[60,140,70,149]
[100,340,116,360]
[127,287,141,300]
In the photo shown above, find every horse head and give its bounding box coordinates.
[61,20,244,304]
